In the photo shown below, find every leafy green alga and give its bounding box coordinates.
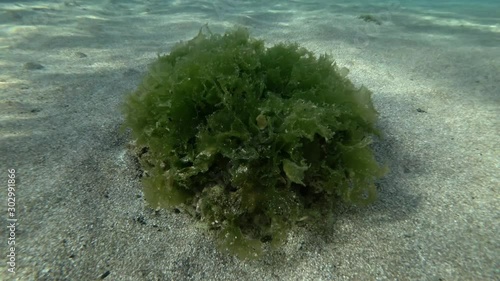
[122,26,387,259]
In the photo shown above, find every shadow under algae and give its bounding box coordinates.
[121,25,388,260]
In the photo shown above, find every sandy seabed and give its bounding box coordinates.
[0,0,499,280]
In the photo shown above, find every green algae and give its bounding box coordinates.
[122,26,387,259]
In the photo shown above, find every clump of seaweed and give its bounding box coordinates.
[359,14,382,25]
[122,26,387,259]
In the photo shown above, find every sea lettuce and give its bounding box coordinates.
[122,26,387,259]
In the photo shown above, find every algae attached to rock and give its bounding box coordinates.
[122,26,388,259]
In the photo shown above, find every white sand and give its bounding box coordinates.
[1,1,498,280]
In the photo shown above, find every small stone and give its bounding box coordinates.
[123,68,140,76]
[74,52,88,58]
[23,62,44,70]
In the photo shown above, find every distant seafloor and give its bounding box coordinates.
[0,0,498,280]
